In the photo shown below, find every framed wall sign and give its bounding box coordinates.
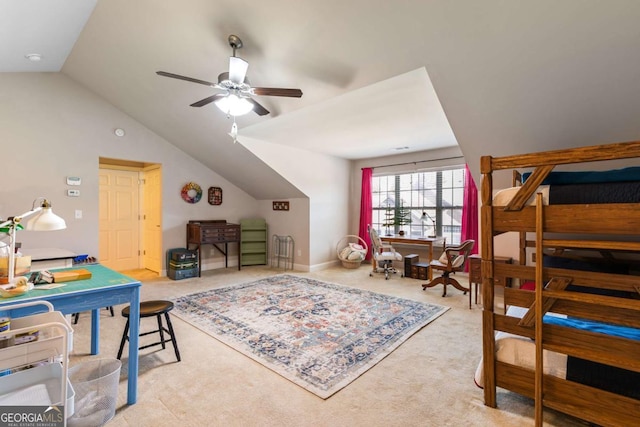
[208,187,223,205]
[272,201,290,211]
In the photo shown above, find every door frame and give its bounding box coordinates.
[99,157,162,273]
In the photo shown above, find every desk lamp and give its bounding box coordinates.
[421,211,436,238]
[0,198,66,284]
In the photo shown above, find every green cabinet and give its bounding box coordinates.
[240,219,268,266]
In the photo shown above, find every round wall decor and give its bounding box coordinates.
[181,182,202,203]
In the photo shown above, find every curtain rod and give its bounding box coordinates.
[362,155,465,170]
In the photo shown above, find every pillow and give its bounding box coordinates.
[340,247,352,260]
[438,251,464,268]
[347,250,365,261]
[451,255,465,268]
[521,281,536,291]
[349,243,365,252]
[438,252,450,264]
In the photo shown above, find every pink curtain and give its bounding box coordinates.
[359,168,373,260]
[461,164,479,259]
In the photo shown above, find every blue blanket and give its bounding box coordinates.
[544,314,640,398]
[544,315,640,341]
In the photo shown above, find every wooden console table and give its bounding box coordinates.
[469,254,512,309]
[187,220,241,276]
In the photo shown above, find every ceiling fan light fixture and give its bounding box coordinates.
[157,34,302,119]
[214,94,254,116]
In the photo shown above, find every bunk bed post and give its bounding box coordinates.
[534,193,544,427]
[519,232,527,267]
[480,155,497,407]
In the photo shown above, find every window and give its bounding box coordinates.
[371,168,465,244]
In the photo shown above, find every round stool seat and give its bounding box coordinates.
[117,300,181,362]
[122,300,174,318]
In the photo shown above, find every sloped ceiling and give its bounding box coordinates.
[4,1,640,198]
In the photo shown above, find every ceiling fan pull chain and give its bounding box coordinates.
[231,117,238,143]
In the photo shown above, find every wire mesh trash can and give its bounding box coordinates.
[271,235,294,270]
[67,359,121,427]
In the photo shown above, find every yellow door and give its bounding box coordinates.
[142,167,162,273]
[99,168,140,271]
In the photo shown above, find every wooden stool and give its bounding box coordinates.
[117,300,181,362]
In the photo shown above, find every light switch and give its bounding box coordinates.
[75,210,82,219]
[67,189,80,197]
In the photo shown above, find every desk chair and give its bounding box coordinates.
[368,226,403,280]
[422,240,475,306]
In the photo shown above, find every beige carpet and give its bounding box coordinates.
[69,265,590,427]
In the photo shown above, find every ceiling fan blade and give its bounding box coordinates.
[246,98,270,116]
[252,87,303,98]
[190,94,227,107]
[156,71,217,87]
[228,57,249,84]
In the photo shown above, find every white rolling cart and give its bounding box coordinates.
[0,300,74,423]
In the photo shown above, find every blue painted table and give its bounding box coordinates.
[0,264,141,404]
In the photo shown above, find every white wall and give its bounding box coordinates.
[0,73,262,271]
[256,198,309,269]
[240,137,350,270]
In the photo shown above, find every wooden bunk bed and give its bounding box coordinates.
[479,141,640,427]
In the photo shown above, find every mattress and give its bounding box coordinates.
[474,306,567,386]
[493,186,549,206]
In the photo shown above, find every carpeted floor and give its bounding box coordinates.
[69,264,590,426]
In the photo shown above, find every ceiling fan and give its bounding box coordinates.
[156,35,303,118]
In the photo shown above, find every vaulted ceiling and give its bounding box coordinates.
[4,1,640,198]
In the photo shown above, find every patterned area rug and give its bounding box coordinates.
[172,274,449,398]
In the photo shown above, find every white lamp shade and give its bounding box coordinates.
[215,94,254,116]
[25,207,67,231]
